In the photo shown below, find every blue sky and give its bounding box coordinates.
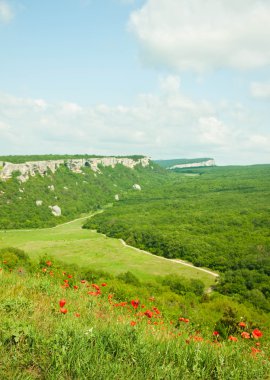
[0,0,269,164]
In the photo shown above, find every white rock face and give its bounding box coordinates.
[133,184,141,191]
[0,157,150,182]
[49,205,61,216]
[115,194,119,201]
[169,159,215,169]
[36,200,43,206]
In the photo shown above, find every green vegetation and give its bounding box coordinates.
[0,160,165,229]
[0,249,269,379]
[83,165,270,311]
[0,154,145,164]
[0,217,215,287]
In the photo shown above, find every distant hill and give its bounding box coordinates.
[155,158,215,169]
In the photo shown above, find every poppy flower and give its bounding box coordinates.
[59,299,66,307]
[252,329,263,339]
[92,284,100,291]
[74,313,80,318]
[144,310,153,318]
[67,274,72,279]
[131,300,139,309]
[130,321,136,326]
[228,336,238,342]
[60,307,68,314]
[238,321,246,328]
[179,317,189,323]
[73,285,79,290]
[101,283,107,287]
[46,261,52,267]
[80,280,86,284]
[241,332,250,339]
[213,331,219,336]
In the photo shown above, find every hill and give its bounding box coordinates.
[155,157,215,169]
[0,155,165,229]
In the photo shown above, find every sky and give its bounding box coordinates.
[0,0,269,165]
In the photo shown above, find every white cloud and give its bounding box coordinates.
[0,0,14,23]
[0,80,269,164]
[250,82,270,98]
[129,0,270,71]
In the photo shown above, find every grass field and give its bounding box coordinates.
[0,215,216,288]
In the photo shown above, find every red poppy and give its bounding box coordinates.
[238,321,246,328]
[179,317,189,323]
[80,280,86,284]
[60,307,68,314]
[213,331,219,336]
[149,297,155,302]
[130,321,136,326]
[153,307,160,315]
[74,313,80,318]
[252,329,263,339]
[67,274,72,279]
[144,310,153,318]
[228,336,238,342]
[131,300,139,309]
[101,283,107,287]
[42,268,47,273]
[46,261,52,267]
[74,285,79,290]
[92,284,100,291]
[59,299,66,307]
[241,332,250,339]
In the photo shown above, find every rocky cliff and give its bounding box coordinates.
[0,157,150,182]
[168,159,215,170]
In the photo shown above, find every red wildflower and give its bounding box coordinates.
[131,300,139,309]
[213,331,219,336]
[241,332,250,339]
[153,307,160,315]
[59,299,66,307]
[228,336,238,342]
[92,284,100,291]
[46,260,52,267]
[74,313,80,318]
[179,317,189,323]
[60,307,68,314]
[101,283,107,287]
[252,329,263,339]
[67,274,72,279]
[144,310,153,318]
[42,268,47,273]
[74,285,79,290]
[149,297,155,302]
[130,321,136,326]
[80,280,86,284]
[238,321,246,328]
[251,347,261,355]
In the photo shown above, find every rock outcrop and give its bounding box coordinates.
[169,159,215,170]
[0,157,150,183]
[49,205,61,217]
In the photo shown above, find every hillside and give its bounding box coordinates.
[0,156,165,229]
[155,158,215,169]
[0,248,269,379]
[83,165,270,312]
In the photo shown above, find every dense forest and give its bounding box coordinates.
[83,165,270,311]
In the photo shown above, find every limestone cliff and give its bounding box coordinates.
[0,157,150,182]
[168,159,215,170]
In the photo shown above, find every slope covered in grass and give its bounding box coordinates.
[0,250,269,380]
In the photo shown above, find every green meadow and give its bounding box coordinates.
[0,215,216,288]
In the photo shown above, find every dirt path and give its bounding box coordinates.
[120,239,219,278]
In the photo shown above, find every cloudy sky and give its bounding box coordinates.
[0,0,269,164]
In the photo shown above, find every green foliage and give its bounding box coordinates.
[84,165,270,311]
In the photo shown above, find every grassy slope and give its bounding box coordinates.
[0,216,215,287]
[0,263,269,380]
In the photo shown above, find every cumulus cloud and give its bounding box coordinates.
[0,0,13,23]
[129,0,270,71]
[250,82,270,98]
[0,79,269,164]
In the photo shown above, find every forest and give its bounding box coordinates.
[83,165,270,311]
